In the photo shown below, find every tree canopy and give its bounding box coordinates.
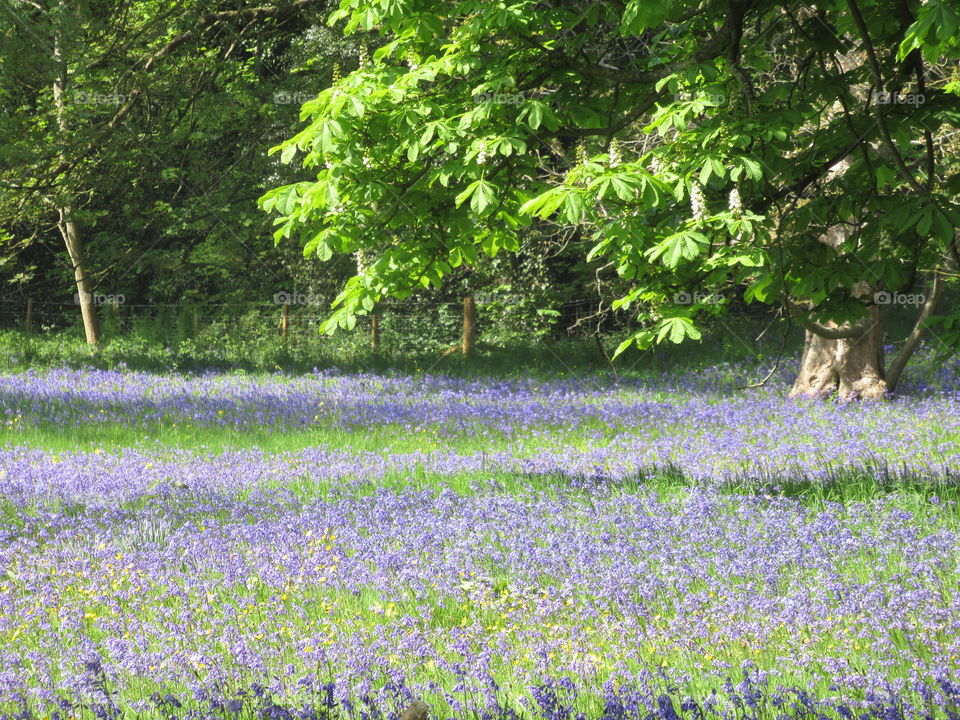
[1,0,342,341]
[261,0,960,381]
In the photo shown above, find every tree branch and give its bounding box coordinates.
[799,316,871,340]
[576,0,753,86]
[12,0,327,198]
[885,269,944,392]
[845,0,928,195]
[788,295,873,339]
[144,0,323,71]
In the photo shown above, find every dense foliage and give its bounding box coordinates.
[261,0,960,365]
[0,0,344,310]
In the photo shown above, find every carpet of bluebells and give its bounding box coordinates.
[1,358,960,720]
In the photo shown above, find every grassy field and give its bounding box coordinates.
[1,353,960,720]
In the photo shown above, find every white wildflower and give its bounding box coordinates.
[690,182,707,221]
[728,187,742,217]
[608,139,621,168]
[576,142,588,166]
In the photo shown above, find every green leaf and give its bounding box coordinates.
[586,237,611,262]
[917,204,935,236]
[647,230,707,268]
[740,158,763,181]
[744,274,776,303]
[471,180,496,214]
[611,176,635,200]
[519,187,567,219]
[420,124,436,146]
[700,159,713,185]
[527,102,543,130]
[657,316,701,344]
[875,165,897,190]
[561,192,586,223]
[620,0,670,36]
[613,336,634,358]
[455,180,481,208]
[280,144,297,165]
[319,119,343,153]
[933,207,955,244]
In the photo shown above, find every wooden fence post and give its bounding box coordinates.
[281,302,289,339]
[462,296,476,355]
[111,297,121,331]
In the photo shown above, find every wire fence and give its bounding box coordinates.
[0,296,604,345]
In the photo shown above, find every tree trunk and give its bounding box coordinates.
[461,296,476,356]
[790,306,887,400]
[885,270,944,393]
[60,206,100,345]
[24,298,33,333]
[53,2,99,346]
[370,312,380,351]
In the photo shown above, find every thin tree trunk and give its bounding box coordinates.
[59,207,99,345]
[885,270,944,392]
[370,312,380,351]
[53,3,99,346]
[24,298,33,333]
[461,296,476,356]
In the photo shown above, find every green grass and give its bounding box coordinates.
[0,308,800,378]
[0,417,633,455]
[0,420,459,454]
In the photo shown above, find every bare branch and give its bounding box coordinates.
[845,0,928,195]
[799,317,871,340]
[576,0,753,86]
